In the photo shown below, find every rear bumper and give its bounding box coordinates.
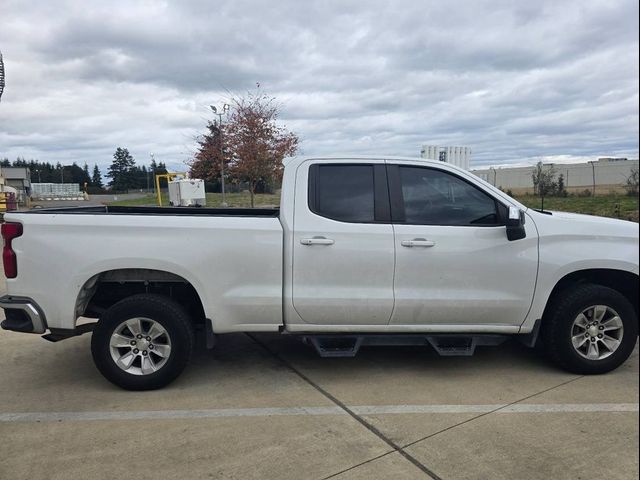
[0,295,47,334]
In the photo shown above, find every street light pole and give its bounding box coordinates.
[210,104,230,207]
[150,153,155,195]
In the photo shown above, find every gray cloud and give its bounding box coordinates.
[0,0,637,173]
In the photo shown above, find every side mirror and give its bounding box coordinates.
[506,206,526,241]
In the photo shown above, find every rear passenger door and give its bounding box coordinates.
[291,161,395,325]
[388,163,538,328]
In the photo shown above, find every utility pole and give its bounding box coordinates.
[210,104,230,207]
[588,161,596,196]
[488,167,497,186]
[150,153,155,195]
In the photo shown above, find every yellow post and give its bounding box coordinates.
[155,172,188,206]
[155,174,163,206]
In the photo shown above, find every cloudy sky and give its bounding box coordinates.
[0,0,638,173]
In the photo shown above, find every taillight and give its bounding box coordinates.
[1,222,23,278]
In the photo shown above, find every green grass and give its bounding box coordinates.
[108,192,281,208]
[107,191,639,222]
[107,195,163,207]
[514,194,639,222]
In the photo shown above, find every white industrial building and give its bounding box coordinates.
[421,145,471,170]
[31,183,84,200]
[471,158,638,194]
[0,167,31,203]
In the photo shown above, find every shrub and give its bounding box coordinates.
[625,166,639,196]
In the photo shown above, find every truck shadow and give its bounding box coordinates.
[6,331,636,398]
[189,332,561,379]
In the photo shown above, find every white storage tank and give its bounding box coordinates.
[168,178,206,207]
[420,145,471,170]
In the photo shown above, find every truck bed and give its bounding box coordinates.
[4,204,284,333]
[22,205,280,217]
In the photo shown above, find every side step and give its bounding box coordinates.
[303,334,507,358]
[427,336,477,356]
[41,323,96,342]
[305,336,364,357]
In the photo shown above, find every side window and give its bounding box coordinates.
[398,166,502,226]
[311,165,375,223]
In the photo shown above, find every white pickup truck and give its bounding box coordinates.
[1,156,638,390]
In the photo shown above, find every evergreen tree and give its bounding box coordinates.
[189,121,228,191]
[156,161,168,175]
[153,161,169,189]
[55,162,65,182]
[68,162,88,184]
[92,164,103,188]
[83,163,91,185]
[107,147,136,191]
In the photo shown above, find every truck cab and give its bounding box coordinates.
[281,157,538,333]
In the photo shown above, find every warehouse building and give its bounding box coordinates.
[471,158,638,194]
[0,167,31,203]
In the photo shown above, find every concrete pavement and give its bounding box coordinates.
[0,275,637,479]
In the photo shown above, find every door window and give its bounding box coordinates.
[398,166,503,225]
[310,165,375,223]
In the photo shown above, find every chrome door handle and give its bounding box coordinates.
[300,236,335,246]
[401,238,436,248]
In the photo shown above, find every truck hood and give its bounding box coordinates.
[536,210,639,239]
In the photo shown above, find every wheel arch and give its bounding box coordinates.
[542,268,639,323]
[74,268,208,328]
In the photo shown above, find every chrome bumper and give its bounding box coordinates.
[0,295,47,334]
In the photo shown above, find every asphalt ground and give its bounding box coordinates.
[0,274,638,480]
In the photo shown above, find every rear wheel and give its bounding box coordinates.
[91,294,194,390]
[542,284,638,374]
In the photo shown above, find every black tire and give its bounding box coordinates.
[91,294,194,390]
[542,283,638,374]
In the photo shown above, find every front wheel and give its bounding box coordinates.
[91,294,194,390]
[542,284,638,374]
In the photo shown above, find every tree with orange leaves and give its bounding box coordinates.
[225,91,299,207]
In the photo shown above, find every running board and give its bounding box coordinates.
[41,323,96,342]
[303,334,507,358]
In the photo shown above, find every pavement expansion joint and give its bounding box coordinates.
[244,333,443,480]
[399,375,586,452]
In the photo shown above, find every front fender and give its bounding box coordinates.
[521,231,638,332]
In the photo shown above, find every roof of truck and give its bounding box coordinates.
[282,155,444,167]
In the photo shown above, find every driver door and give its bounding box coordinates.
[388,163,538,328]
